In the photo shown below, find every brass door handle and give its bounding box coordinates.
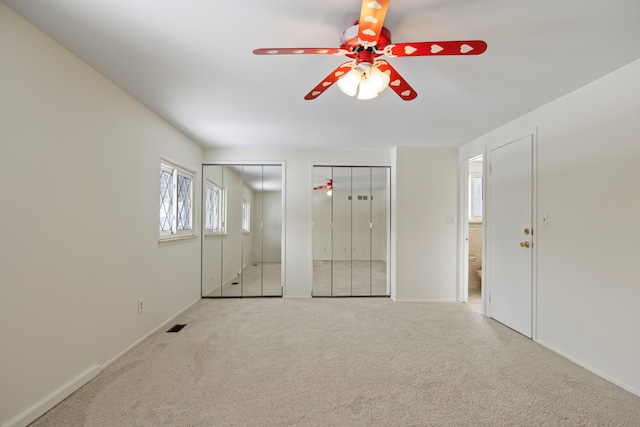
[520,241,530,248]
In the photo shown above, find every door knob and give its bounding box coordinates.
[520,241,530,248]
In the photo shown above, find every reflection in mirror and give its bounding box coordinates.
[202,164,282,297]
[331,167,352,296]
[202,165,224,297]
[241,165,262,296]
[261,165,283,296]
[222,166,242,297]
[351,167,372,296]
[312,167,333,296]
[312,166,390,297]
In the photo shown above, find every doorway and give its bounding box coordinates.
[467,156,483,312]
[312,166,391,297]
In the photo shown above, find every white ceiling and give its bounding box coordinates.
[4,0,640,150]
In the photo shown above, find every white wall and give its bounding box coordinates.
[392,147,459,301]
[0,5,203,426]
[460,58,640,395]
[203,149,390,297]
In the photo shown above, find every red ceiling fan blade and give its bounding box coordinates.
[304,62,354,100]
[253,48,349,56]
[375,60,417,101]
[357,0,390,46]
[385,40,487,57]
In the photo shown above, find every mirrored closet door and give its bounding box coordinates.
[202,164,283,297]
[312,166,390,296]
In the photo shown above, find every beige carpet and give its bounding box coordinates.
[31,298,640,426]
[313,260,387,296]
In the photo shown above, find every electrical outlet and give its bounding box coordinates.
[138,298,144,315]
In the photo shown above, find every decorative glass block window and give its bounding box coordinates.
[205,180,225,234]
[469,173,483,222]
[241,199,250,233]
[159,160,195,238]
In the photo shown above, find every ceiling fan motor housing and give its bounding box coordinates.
[340,21,392,56]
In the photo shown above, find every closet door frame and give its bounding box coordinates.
[310,162,391,297]
[201,161,285,298]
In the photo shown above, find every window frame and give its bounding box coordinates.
[204,179,226,236]
[159,159,196,241]
[241,199,251,234]
[469,172,483,223]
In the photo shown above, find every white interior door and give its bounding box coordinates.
[488,135,534,337]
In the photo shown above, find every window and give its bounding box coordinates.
[160,160,194,239]
[241,199,250,233]
[469,173,483,222]
[205,180,225,234]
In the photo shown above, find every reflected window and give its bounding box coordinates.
[242,199,250,233]
[205,180,225,234]
[159,160,194,238]
[469,173,483,222]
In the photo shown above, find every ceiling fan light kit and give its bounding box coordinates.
[337,62,391,100]
[253,0,487,101]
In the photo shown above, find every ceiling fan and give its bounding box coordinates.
[314,180,333,195]
[253,0,487,101]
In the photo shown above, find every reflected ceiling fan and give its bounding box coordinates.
[253,0,487,101]
[314,180,333,195]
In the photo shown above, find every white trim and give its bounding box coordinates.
[161,156,197,175]
[204,179,225,235]
[101,297,201,370]
[457,149,485,312]
[536,339,640,398]
[200,162,286,297]
[308,162,393,298]
[159,158,196,240]
[2,365,101,427]
[157,234,198,245]
[279,162,287,297]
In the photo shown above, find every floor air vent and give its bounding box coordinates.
[166,324,187,333]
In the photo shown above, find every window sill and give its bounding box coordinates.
[158,234,198,246]
[205,233,227,239]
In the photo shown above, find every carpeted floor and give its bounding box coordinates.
[30,298,640,426]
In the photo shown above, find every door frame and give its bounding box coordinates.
[458,130,538,338]
[201,161,286,298]
[309,162,392,297]
[484,130,538,339]
[457,149,487,313]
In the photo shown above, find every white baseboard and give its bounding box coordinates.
[393,299,458,303]
[536,339,640,398]
[102,297,200,370]
[3,297,202,427]
[2,364,100,427]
